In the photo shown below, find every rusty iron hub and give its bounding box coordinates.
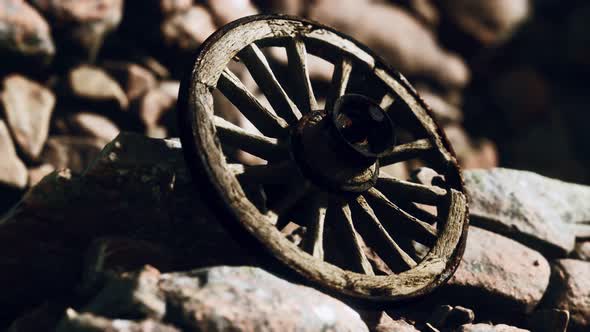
[291,94,396,193]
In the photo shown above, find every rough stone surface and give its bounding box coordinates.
[464,168,590,256]
[0,0,55,63]
[440,227,550,314]
[1,74,55,160]
[69,65,129,110]
[160,266,369,332]
[540,259,590,332]
[458,323,529,332]
[41,136,107,174]
[0,120,28,189]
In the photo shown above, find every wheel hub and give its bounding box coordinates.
[292,94,395,193]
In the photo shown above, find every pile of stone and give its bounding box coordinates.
[0,0,540,213]
[1,133,589,331]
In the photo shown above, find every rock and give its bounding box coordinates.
[208,0,258,26]
[63,112,120,142]
[56,309,179,332]
[69,65,129,110]
[40,136,107,174]
[136,82,178,132]
[161,5,216,52]
[457,323,529,331]
[160,266,369,331]
[30,0,123,59]
[428,305,453,328]
[540,259,590,331]
[440,227,550,314]
[27,163,55,187]
[308,1,470,89]
[369,312,419,332]
[84,266,166,320]
[573,241,590,261]
[0,120,28,189]
[0,0,55,64]
[464,168,590,256]
[442,0,531,46]
[104,62,157,102]
[525,308,569,332]
[1,74,55,160]
[82,237,176,292]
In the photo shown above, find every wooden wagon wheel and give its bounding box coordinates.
[178,15,469,301]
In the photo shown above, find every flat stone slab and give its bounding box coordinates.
[464,168,590,257]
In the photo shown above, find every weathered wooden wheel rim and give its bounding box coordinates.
[178,15,469,301]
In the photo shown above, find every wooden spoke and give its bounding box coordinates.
[214,115,287,161]
[217,68,289,137]
[355,196,417,269]
[366,187,438,246]
[377,175,447,205]
[380,94,395,110]
[270,180,310,215]
[286,38,318,114]
[380,139,433,166]
[302,200,327,260]
[229,160,298,184]
[330,203,374,275]
[325,56,353,113]
[239,44,302,124]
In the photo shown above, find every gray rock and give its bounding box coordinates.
[0,0,55,63]
[0,120,28,189]
[69,65,129,110]
[84,266,166,320]
[1,74,55,160]
[160,266,369,332]
[464,168,590,257]
[56,309,178,332]
[541,259,590,332]
[457,323,529,331]
[440,227,550,314]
